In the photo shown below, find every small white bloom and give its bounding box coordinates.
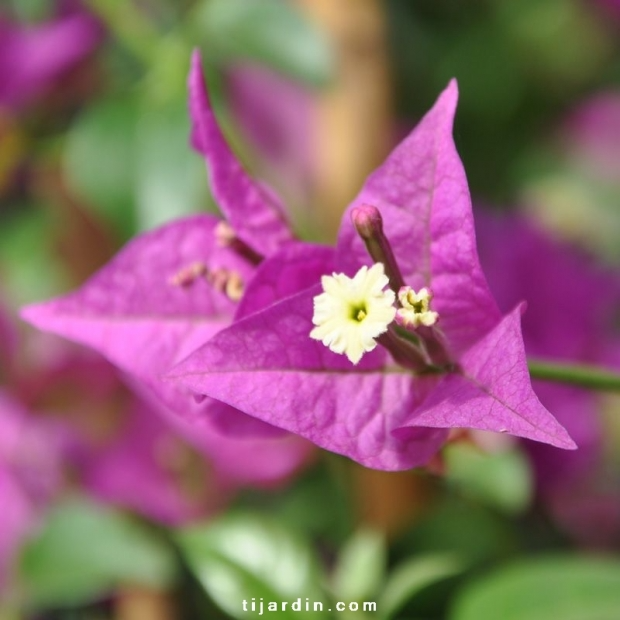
[396,286,438,329]
[310,263,396,364]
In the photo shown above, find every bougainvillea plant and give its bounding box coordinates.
[23,51,575,473]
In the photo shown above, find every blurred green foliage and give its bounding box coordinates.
[191,0,333,86]
[333,529,386,604]
[64,97,139,238]
[2,0,620,618]
[452,556,620,620]
[387,0,620,202]
[444,443,533,514]
[7,0,52,22]
[176,512,327,620]
[20,497,176,609]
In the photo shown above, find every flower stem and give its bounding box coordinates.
[351,204,406,294]
[528,359,620,393]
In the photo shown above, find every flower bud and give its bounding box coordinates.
[351,204,384,240]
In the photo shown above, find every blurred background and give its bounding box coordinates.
[1,0,620,618]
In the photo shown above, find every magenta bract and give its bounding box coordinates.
[0,10,100,108]
[22,51,575,473]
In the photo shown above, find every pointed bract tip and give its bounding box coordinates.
[190,48,203,70]
[19,300,70,335]
[564,436,578,450]
[430,78,459,123]
[188,48,205,89]
[188,48,211,155]
[19,302,45,327]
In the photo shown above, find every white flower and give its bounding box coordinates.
[310,263,396,364]
[396,286,438,329]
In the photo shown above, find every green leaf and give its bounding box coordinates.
[333,529,385,602]
[64,97,139,238]
[379,554,465,620]
[193,0,333,86]
[134,99,208,230]
[444,444,533,514]
[451,556,620,620]
[176,512,330,620]
[20,497,176,608]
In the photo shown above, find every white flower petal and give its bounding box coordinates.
[310,263,396,364]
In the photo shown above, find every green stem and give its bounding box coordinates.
[528,359,620,393]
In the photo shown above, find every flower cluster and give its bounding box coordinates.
[23,50,575,472]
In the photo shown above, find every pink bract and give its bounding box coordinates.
[0,9,100,108]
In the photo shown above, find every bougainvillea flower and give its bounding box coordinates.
[0,391,64,588]
[21,51,314,481]
[0,9,100,108]
[170,81,575,471]
[475,211,620,494]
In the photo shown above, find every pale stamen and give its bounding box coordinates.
[169,262,208,287]
[169,263,244,301]
[396,286,439,329]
